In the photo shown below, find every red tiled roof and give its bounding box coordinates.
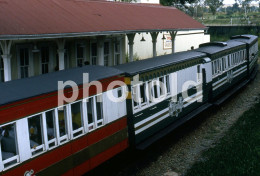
[0,0,206,39]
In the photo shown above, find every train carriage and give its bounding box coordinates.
[114,51,212,149]
[230,35,259,79]
[0,34,258,175]
[0,66,128,175]
[196,41,248,102]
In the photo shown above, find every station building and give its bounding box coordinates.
[0,0,210,83]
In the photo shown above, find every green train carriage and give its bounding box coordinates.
[115,51,212,149]
[230,35,259,79]
[196,41,248,102]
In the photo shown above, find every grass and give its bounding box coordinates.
[185,102,260,176]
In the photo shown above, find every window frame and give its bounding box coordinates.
[16,45,34,79]
[75,42,86,67]
[114,38,122,66]
[0,122,19,171]
[27,113,46,156]
[43,109,58,150]
[39,45,53,74]
[104,41,111,66]
[90,42,98,65]
[131,74,171,113]
[83,93,105,132]
[55,106,70,145]
[68,101,85,139]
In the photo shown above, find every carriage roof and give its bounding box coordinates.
[230,34,258,45]
[195,40,246,55]
[0,65,123,106]
[114,51,206,76]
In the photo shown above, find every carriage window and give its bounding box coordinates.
[140,83,147,106]
[152,80,159,99]
[86,97,95,131]
[118,87,122,98]
[216,60,219,73]
[45,110,57,148]
[70,102,84,138]
[0,123,19,169]
[219,59,222,72]
[223,58,227,71]
[197,65,201,81]
[95,95,104,127]
[159,77,164,96]
[236,52,239,63]
[57,106,68,144]
[28,114,45,155]
[132,86,139,109]
[165,75,170,94]
[228,55,231,67]
[241,51,243,62]
[231,54,234,66]
[212,62,215,75]
[214,61,217,74]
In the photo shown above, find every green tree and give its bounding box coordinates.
[160,0,197,7]
[205,0,224,15]
[232,3,240,13]
[235,0,258,16]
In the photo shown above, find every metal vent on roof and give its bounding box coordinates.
[199,42,227,48]
[231,35,251,39]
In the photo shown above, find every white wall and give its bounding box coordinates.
[175,30,210,52]
[126,30,210,60]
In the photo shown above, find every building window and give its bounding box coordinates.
[70,101,84,138]
[19,48,30,78]
[91,43,97,65]
[41,46,50,74]
[104,42,110,66]
[76,44,85,67]
[28,114,45,155]
[0,57,3,82]
[0,123,19,169]
[114,40,121,65]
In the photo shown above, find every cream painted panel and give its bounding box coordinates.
[103,89,127,124]
[16,119,31,162]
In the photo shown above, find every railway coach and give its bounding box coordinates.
[114,51,213,149]
[196,40,248,104]
[230,35,259,79]
[0,66,128,175]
